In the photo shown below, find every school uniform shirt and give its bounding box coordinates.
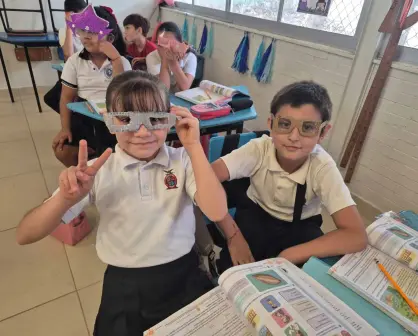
[146,50,197,91]
[50,144,197,268]
[127,39,157,58]
[61,49,132,101]
[221,135,355,222]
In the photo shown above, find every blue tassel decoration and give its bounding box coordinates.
[203,23,214,58]
[256,39,276,83]
[231,32,250,74]
[198,22,208,54]
[182,16,189,42]
[189,18,197,49]
[251,38,265,77]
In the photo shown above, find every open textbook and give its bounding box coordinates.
[175,80,249,105]
[329,214,418,334]
[145,258,378,336]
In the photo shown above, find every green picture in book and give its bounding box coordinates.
[380,286,418,323]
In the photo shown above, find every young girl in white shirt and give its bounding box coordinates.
[146,21,197,92]
[53,5,131,168]
[17,71,227,335]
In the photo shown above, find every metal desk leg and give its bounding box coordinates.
[24,46,42,113]
[0,45,15,103]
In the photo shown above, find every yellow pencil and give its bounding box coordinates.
[374,259,418,315]
[204,89,212,100]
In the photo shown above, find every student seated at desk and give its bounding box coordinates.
[53,5,131,167]
[43,0,87,113]
[123,14,157,70]
[17,71,227,335]
[212,81,368,272]
[146,22,197,92]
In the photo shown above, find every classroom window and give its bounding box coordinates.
[194,0,226,11]
[231,0,279,22]
[281,0,365,36]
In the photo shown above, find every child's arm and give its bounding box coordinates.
[279,163,368,264]
[279,206,367,264]
[62,13,74,60]
[16,141,112,245]
[168,56,195,91]
[172,107,227,222]
[53,84,77,151]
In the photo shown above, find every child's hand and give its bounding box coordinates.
[132,57,146,65]
[58,140,112,205]
[228,231,255,266]
[52,128,72,151]
[99,40,120,61]
[172,107,200,149]
[65,12,72,22]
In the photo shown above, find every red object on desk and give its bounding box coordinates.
[50,212,91,246]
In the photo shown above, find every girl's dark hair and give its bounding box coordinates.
[64,0,87,12]
[157,21,183,42]
[270,81,332,122]
[106,71,170,113]
[94,6,126,56]
[123,14,150,36]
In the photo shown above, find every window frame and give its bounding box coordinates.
[175,0,373,52]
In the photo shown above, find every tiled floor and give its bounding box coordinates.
[0,88,378,335]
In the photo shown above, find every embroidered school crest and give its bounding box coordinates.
[104,66,113,79]
[164,169,178,189]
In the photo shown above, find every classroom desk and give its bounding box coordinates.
[67,85,257,147]
[0,32,59,112]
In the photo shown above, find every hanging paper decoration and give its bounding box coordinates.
[203,23,214,58]
[231,32,250,74]
[251,38,265,78]
[182,16,189,42]
[198,22,208,54]
[189,18,197,49]
[256,39,276,83]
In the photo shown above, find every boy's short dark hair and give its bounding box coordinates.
[123,14,150,36]
[270,81,332,122]
[64,0,87,12]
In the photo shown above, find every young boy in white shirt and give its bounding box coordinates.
[17,71,227,335]
[212,81,368,272]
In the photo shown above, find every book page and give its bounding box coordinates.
[367,215,418,271]
[144,287,252,336]
[329,246,418,334]
[219,258,377,336]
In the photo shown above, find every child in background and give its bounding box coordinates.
[44,0,87,113]
[53,5,131,167]
[146,21,197,92]
[17,71,227,335]
[123,14,157,70]
[212,81,368,272]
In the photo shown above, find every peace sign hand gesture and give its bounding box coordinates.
[58,140,112,205]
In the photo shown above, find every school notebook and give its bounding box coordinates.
[145,258,378,336]
[329,213,418,335]
[88,100,107,114]
[174,80,249,105]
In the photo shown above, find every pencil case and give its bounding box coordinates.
[50,211,92,246]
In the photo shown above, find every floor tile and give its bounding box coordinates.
[0,101,25,118]
[26,111,61,134]
[65,206,106,290]
[19,86,51,101]
[42,167,63,195]
[21,97,54,115]
[0,114,31,143]
[0,293,89,336]
[0,139,40,179]
[79,282,102,336]
[0,172,49,231]
[0,89,20,103]
[32,131,64,170]
[0,230,75,320]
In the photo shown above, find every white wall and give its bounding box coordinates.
[350,62,418,213]
[0,0,155,89]
[159,8,353,150]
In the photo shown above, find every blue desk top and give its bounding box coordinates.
[67,86,257,133]
[0,32,59,47]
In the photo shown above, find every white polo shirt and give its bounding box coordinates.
[146,50,197,91]
[53,144,197,268]
[221,135,355,222]
[61,50,132,101]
